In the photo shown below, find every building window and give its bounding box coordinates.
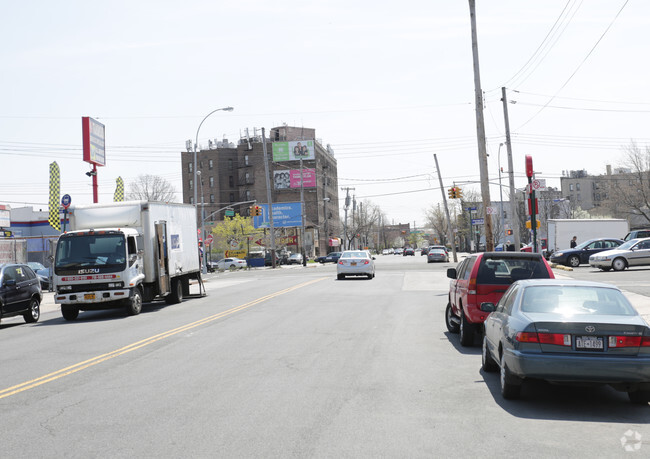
[576,183,581,191]
[229,176,234,187]
[190,197,194,205]
[245,155,249,166]
[210,194,215,203]
[229,159,233,170]
[230,193,235,202]
[188,163,193,173]
[189,179,193,191]
[209,177,214,188]
[199,161,203,169]
[209,159,213,170]
[245,172,250,183]
[246,190,251,201]
[569,184,574,191]
[577,193,581,201]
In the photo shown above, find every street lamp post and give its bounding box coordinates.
[193,106,234,274]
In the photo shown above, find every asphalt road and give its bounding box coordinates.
[1,254,649,457]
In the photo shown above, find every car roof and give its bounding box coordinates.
[479,251,544,259]
[514,278,621,290]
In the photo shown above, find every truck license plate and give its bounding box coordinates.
[576,336,603,350]
[84,293,96,300]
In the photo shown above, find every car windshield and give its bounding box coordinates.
[520,285,637,316]
[617,239,639,250]
[28,262,46,271]
[430,249,445,254]
[341,251,369,259]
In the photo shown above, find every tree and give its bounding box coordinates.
[424,204,449,245]
[127,174,177,202]
[345,200,382,250]
[212,214,262,256]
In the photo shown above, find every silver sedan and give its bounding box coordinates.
[589,237,650,271]
[336,250,376,280]
[481,279,650,403]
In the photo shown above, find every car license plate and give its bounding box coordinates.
[84,293,96,300]
[576,336,603,350]
[351,262,357,266]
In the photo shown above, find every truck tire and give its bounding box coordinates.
[126,288,143,316]
[61,306,79,321]
[165,278,183,304]
[23,297,41,323]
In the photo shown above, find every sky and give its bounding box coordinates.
[2,0,649,228]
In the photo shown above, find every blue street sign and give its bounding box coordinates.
[61,194,72,209]
[471,218,484,225]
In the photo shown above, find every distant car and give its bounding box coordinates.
[429,245,448,254]
[287,253,304,265]
[382,249,391,255]
[446,252,554,346]
[394,248,404,255]
[0,263,42,324]
[27,262,51,290]
[481,279,650,403]
[421,247,429,256]
[550,238,624,267]
[589,237,650,271]
[337,250,376,280]
[215,258,247,270]
[315,252,342,263]
[403,248,415,256]
[427,248,449,263]
[264,252,279,266]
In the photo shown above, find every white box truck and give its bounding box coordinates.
[546,218,629,255]
[54,201,202,320]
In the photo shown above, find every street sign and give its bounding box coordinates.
[61,194,72,209]
[224,209,235,217]
[467,207,477,212]
[205,234,214,245]
[471,218,484,225]
[531,179,547,191]
[486,206,496,215]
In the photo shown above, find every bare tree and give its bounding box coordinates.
[425,204,449,245]
[127,174,177,202]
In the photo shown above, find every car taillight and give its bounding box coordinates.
[643,336,650,347]
[363,260,369,265]
[608,336,643,348]
[338,260,344,265]
[469,278,477,295]
[515,332,539,343]
[516,332,570,346]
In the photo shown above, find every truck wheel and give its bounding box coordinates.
[445,303,460,334]
[23,297,40,323]
[126,289,143,316]
[612,257,627,271]
[568,255,580,268]
[459,311,475,346]
[61,306,79,321]
[165,278,183,304]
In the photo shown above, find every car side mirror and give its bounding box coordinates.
[372,256,376,260]
[447,268,457,279]
[480,302,496,313]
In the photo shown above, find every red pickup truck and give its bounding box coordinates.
[446,252,554,346]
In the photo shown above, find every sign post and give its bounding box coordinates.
[61,194,71,232]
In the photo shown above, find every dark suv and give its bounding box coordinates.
[446,252,554,346]
[0,263,42,324]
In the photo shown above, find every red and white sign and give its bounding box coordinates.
[205,234,214,245]
[82,117,106,166]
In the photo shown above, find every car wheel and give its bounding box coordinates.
[229,264,237,271]
[628,390,650,404]
[568,255,580,268]
[337,274,345,280]
[481,334,498,372]
[500,353,521,400]
[126,288,143,316]
[612,257,627,271]
[165,278,183,304]
[61,305,79,321]
[23,297,40,323]
[445,303,460,334]
[459,311,475,346]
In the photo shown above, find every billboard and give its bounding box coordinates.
[272,140,315,161]
[274,169,316,189]
[253,202,302,228]
[82,117,106,166]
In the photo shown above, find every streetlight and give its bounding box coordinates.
[498,142,505,248]
[193,106,234,274]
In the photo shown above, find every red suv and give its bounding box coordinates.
[446,252,554,346]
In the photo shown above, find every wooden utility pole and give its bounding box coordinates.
[434,154,458,262]
[501,87,521,251]
[468,0,494,251]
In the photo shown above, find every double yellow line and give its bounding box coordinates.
[0,277,326,400]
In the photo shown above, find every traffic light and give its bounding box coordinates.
[448,187,455,199]
[250,205,261,216]
[455,187,463,199]
[506,229,513,236]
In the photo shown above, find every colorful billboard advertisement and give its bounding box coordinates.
[252,202,302,228]
[272,140,315,161]
[82,117,106,166]
[274,169,316,189]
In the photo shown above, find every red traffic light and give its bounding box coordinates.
[525,155,534,178]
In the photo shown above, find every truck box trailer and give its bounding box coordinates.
[54,201,203,320]
[546,218,629,255]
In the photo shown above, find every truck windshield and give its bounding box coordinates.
[55,234,127,270]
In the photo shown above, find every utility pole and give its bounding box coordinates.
[341,187,354,250]
[434,154,458,262]
[468,0,494,251]
[323,167,328,255]
[261,128,277,268]
[501,87,521,251]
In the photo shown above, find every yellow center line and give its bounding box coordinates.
[0,277,327,400]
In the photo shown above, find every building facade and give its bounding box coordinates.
[181,126,340,258]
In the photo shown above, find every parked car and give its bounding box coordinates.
[403,248,415,256]
[315,251,342,263]
[337,250,376,280]
[0,263,42,324]
[624,229,650,241]
[446,252,554,346]
[421,247,429,256]
[429,245,448,254]
[215,258,248,270]
[589,237,650,271]
[27,261,51,290]
[287,253,304,265]
[427,248,449,263]
[549,238,624,267]
[264,252,280,266]
[481,279,650,403]
[394,248,404,255]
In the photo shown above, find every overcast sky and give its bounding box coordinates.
[2,0,647,227]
